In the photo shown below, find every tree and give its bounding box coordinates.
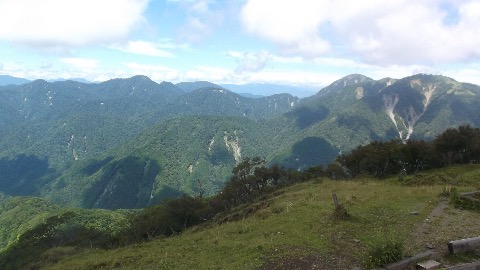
[434,125,480,165]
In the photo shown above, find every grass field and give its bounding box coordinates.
[39,165,480,269]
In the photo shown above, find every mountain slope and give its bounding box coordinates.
[44,115,298,208]
[271,74,480,169]
[221,82,318,97]
[151,87,299,121]
[0,73,479,209]
[175,81,224,92]
[0,76,185,198]
[0,75,29,86]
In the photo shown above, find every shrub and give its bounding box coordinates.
[363,239,404,269]
[450,190,480,211]
[331,204,350,221]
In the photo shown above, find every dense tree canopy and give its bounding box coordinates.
[336,125,480,178]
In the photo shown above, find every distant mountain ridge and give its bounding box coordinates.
[221,83,318,97]
[0,73,479,209]
[0,75,30,86]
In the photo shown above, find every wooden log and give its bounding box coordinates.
[446,261,480,270]
[383,250,438,270]
[459,191,480,197]
[448,237,480,254]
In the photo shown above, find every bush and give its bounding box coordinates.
[125,195,207,242]
[363,239,404,269]
[450,190,480,211]
[331,204,350,221]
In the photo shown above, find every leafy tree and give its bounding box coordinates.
[401,140,440,173]
[434,127,465,165]
[434,125,480,165]
[125,195,206,241]
[0,212,75,269]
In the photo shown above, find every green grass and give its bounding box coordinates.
[10,165,477,269]
[40,178,449,270]
[397,164,480,188]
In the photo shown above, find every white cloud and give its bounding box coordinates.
[176,0,225,43]
[441,64,480,86]
[0,0,149,48]
[186,65,231,81]
[112,41,175,57]
[62,58,99,69]
[123,62,180,81]
[241,0,331,57]
[1,61,23,72]
[240,0,480,65]
[227,50,271,73]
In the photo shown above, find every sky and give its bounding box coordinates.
[1,0,480,96]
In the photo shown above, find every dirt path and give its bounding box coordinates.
[405,198,480,258]
[405,199,449,255]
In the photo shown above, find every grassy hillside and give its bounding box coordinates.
[36,165,480,270]
[0,196,129,269]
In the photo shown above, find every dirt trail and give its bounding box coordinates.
[405,199,449,255]
[405,198,480,257]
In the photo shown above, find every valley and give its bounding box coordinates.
[1,72,480,269]
[0,73,479,209]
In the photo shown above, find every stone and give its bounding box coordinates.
[384,250,438,270]
[416,260,440,269]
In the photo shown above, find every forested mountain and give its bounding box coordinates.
[0,73,479,210]
[286,74,480,154]
[175,81,224,92]
[0,75,30,86]
[221,83,318,97]
[151,88,299,120]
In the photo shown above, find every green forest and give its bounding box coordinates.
[1,125,479,269]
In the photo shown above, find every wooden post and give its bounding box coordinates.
[332,193,339,208]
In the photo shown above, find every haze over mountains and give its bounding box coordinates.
[0,75,318,97]
[0,73,479,209]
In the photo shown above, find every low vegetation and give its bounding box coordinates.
[37,172,480,269]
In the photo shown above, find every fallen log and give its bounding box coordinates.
[383,250,438,270]
[446,261,480,270]
[448,237,480,254]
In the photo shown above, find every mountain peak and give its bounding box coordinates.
[28,79,50,87]
[175,81,225,92]
[130,75,153,80]
[333,74,373,87]
[195,87,230,94]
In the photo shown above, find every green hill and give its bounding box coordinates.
[43,115,298,208]
[10,164,479,270]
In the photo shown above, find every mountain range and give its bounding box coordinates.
[0,73,479,209]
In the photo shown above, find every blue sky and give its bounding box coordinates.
[1,0,480,95]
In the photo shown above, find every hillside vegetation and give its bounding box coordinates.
[22,165,480,270]
[1,124,479,269]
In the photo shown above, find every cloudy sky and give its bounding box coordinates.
[1,0,480,94]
